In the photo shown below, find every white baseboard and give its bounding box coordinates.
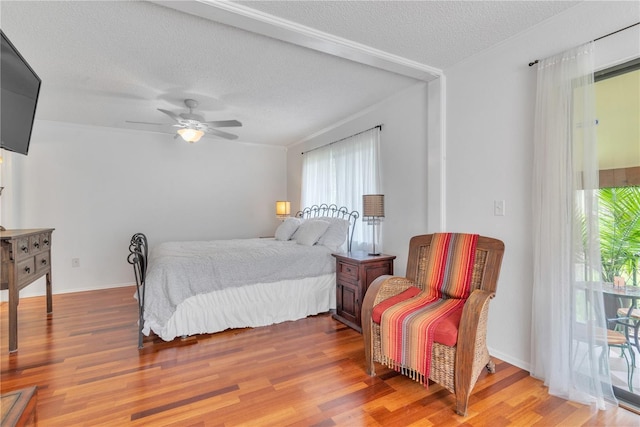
[489,346,531,372]
[0,281,135,302]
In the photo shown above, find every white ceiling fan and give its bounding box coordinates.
[129,99,242,142]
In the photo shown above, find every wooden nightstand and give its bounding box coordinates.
[332,251,395,332]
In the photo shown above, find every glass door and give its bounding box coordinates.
[595,58,640,405]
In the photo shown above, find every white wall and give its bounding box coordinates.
[1,121,287,298]
[4,0,637,370]
[445,1,640,369]
[287,82,431,277]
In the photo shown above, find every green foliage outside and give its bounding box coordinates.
[599,186,640,286]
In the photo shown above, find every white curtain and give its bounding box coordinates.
[531,42,617,409]
[301,127,381,251]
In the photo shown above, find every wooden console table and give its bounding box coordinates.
[1,229,54,353]
[1,386,37,426]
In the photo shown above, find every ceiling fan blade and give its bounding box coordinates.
[205,128,238,140]
[158,108,181,122]
[204,120,242,128]
[126,120,165,126]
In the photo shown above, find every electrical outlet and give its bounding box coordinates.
[71,258,80,268]
[494,200,506,216]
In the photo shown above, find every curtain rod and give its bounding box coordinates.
[528,22,639,67]
[301,124,382,155]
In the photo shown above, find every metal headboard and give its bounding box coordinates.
[295,204,360,252]
[127,232,148,349]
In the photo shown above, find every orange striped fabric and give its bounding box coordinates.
[380,233,478,385]
[424,233,478,299]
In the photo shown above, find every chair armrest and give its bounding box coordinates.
[454,289,495,398]
[457,289,495,352]
[368,276,417,306]
[362,275,416,331]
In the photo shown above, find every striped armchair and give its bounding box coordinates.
[361,233,505,416]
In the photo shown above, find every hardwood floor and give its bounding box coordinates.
[1,286,638,426]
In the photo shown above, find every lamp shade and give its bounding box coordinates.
[363,194,385,218]
[276,201,291,218]
[177,128,205,143]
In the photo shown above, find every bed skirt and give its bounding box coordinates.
[143,273,336,341]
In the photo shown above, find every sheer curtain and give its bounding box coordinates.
[531,42,616,409]
[301,127,381,251]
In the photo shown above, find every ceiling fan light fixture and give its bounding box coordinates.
[177,128,204,143]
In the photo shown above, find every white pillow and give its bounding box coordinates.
[317,217,349,251]
[294,219,330,246]
[275,217,301,241]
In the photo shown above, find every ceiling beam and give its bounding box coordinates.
[151,0,442,82]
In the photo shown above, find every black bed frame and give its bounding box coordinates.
[127,232,148,349]
[128,204,359,349]
[295,204,360,252]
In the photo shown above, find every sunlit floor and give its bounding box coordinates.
[609,344,640,395]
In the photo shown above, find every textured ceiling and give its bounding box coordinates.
[0,0,581,147]
[236,0,581,69]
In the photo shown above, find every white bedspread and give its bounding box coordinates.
[144,238,335,334]
[148,273,336,341]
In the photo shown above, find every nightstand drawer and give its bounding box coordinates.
[337,261,358,281]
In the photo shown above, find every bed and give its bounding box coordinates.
[128,204,359,348]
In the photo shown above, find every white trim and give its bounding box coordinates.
[439,74,447,231]
[154,0,448,231]
[0,281,135,302]
[489,346,531,372]
[153,0,442,82]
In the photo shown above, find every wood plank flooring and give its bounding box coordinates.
[1,286,638,426]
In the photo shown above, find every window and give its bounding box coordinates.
[301,127,381,250]
[595,58,640,188]
[595,58,640,404]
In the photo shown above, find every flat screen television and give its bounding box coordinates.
[1,30,41,156]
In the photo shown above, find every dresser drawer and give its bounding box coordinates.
[17,258,35,284]
[15,238,31,260]
[40,232,52,250]
[30,234,42,252]
[337,261,358,281]
[36,252,51,274]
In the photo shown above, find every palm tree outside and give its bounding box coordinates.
[599,186,640,287]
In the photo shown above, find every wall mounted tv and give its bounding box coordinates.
[1,30,41,156]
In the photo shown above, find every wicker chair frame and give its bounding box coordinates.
[361,233,505,416]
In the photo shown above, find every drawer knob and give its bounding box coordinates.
[33,242,40,248]
[41,259,47,265]
[43,239,49,245]
[21,246,28,253]
[24,266,31,274]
